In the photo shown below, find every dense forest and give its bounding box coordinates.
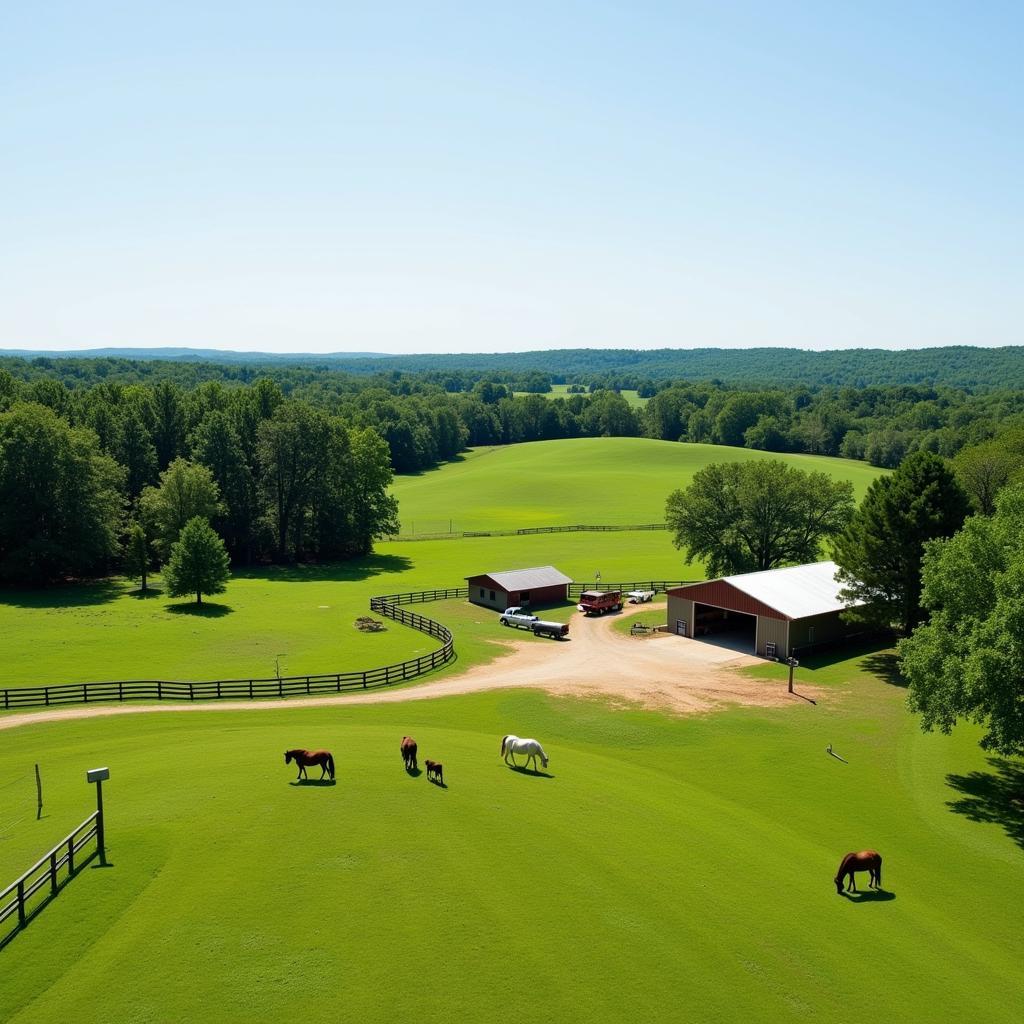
[3,351,1024,584]
[6,343,1024,388]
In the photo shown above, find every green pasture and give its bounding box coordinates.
[513,385,647,407]
[390,437,884,534]
[1,663,1021,1024]
[0,531,682,689]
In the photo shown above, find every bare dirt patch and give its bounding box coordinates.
[0,603,820,732]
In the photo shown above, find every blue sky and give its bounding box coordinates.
[1,1,1020,353]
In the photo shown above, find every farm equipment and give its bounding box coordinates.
[576,590,623,615]
[531,620,569,640]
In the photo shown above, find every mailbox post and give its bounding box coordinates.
[86,767,109,865]
[787,657,799,694]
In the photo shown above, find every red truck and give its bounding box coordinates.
[576,590,623,615]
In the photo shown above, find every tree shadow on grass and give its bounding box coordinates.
[858,651,906,687]
[129,587,163,599]
[0,579,124,609]
[235,553,414,585]
[840,889,896,904]
[165,602,233,618]
[946,758,1024,851]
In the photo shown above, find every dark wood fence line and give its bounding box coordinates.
[567,580,691,598]
[390,523,668,541]
[0,812,99,937]
[1,591,458,711]
[0,581,693,712]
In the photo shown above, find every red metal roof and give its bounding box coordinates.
[667,579,787,620]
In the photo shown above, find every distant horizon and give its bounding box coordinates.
[2,4,1020,352]
[2,339,1021,358]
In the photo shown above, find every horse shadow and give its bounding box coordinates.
[428,776,448,790]
[506,765,554,779]
[289,778,337,787]
[841,889,896,903]
[405,767,423,778]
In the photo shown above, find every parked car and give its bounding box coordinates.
[576,590,623,615]
[500,606,539,629]
[627,590,656,604]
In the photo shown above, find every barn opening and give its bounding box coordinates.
[692,603,757,654]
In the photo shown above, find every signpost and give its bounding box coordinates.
[787,656,799,694]
[86,767,109,866]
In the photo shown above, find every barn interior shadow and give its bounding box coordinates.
[289,778,337,787]
[946,758,1024,850]
[841,889,896,903]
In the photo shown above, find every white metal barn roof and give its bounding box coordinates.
[721,561,859,620]
[467,565,573,591]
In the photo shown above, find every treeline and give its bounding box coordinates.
[0,378,399,585]
[8,344,1024,388]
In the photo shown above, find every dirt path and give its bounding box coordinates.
[0,604,818,732]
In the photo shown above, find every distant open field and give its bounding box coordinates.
[0,440,882,689]
[2,663,1021,1023]
[390,437,884,534]
[513,384,647,407]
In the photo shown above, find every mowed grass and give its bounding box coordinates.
[1,671,1021,1024]
[390,437,884,533]
[0,532,685,689]
[513,385,647,407]
[0,438,883,689]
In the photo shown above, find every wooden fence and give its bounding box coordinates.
[0,580,694,712]
[391,523,668,541]
[1,591,457,711]
[0,812,99,938]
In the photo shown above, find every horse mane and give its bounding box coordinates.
[835,852,856,878]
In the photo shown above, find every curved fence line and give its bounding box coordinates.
[388,523,668,542]
[0,580,690,712]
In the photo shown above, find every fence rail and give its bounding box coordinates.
[568,580,691,598]
[390,523,668,541]
[0,580,694,712]
[0,812,99,934]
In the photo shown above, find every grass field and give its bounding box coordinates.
[390,437,884,534]
[1,667,1021,1023]
[0,439,882,689]
[513,385,648,408]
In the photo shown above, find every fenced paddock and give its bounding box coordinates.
[0,581,690,712]
[0,812,99,942]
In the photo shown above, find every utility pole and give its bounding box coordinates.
[86,767,110,866]
[787,656,799,694]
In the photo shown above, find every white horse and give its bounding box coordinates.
[501,735,549,770]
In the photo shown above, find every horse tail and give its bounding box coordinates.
[501,735,509,757]
[326,753,335,780]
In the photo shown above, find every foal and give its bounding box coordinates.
[424,759,444,785]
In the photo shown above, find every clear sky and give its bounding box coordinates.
[1,1,1021,354]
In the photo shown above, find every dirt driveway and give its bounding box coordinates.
[0,605,814,732]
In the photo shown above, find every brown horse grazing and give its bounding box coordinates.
[835,850,882,894]
[400,736,418,772]
[285,749,335,781]
[424,759,444,785]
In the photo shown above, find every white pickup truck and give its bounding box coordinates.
[627,590,656,604]
[499,607,569,640]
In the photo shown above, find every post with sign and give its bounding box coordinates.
[86,767,109,866]
[787,657,799,694]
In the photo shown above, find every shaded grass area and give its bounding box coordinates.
[0,677,1021,1024]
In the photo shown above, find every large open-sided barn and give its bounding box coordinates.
[465,565,572,611]
[665,561,861,658]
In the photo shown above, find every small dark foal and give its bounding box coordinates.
[424,759,444,785]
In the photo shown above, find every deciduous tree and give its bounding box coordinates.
[899,483,1024,754]
[163,516,230,605]
[140,458,223,557]
[665,460,855,577]
[834,451,970,634]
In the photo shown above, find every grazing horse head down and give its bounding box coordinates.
[834,850,882,894]
[284,748,335,781]
[502,736,549,771]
